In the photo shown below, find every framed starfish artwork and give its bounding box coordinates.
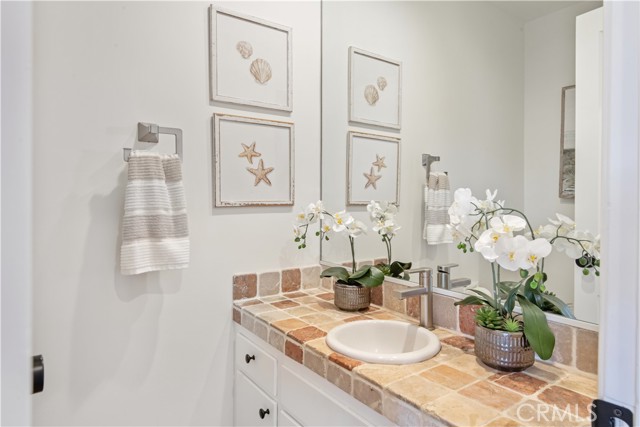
[347,131,400,206]
[213,113,294,207]
[209,6,293,112]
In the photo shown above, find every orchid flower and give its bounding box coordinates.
[495,235,529,271]
[332,211,354,233]
[490,215,527,235]
[347,220,367,238]
[519,238,552,270]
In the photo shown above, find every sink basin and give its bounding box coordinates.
[326,320,441,365]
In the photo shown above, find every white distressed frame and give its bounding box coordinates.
[349,47,402,130]
[209,6,293,112]
[347,131,400,206]
[213,113,295,207]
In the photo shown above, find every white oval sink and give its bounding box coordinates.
[326,320,441,365]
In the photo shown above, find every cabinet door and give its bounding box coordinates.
[277,410,301,427]
[279,365,368,426]
[235,371,277,427]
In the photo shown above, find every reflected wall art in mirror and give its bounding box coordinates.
[320,1,603,324]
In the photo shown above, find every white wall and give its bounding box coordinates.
[31,2,320,425]
[322,1,525,285]
[523,2,600,304]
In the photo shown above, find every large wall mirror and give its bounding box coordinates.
[320,1,603,324]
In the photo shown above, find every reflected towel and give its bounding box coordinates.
[120,151,189,275]
[423,172,453,244]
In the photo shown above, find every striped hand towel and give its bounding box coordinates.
[120,151,189,275]
[423,172,453,245]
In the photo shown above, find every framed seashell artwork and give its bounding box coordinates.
[209,6,292,112]
[349,47,402,130]
[347,131,400,205]
[213,113,294,207]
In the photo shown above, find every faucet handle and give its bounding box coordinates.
[437,263,459,273]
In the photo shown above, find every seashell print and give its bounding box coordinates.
[236,41,253,59]
[364,85,379,106]
[249,58,272,84]
[377,76,387,91]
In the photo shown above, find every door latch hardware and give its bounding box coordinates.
[32,355,44,394]
[591,399,633,427]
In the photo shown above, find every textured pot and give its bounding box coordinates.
[333,283,370,311]
[474,325,535,372]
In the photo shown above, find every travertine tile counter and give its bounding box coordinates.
[233,289,597,427]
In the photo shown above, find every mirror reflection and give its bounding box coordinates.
[320,1,602,324]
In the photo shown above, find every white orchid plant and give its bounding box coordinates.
[366,201,412,279]
[293,201,384,288]
[448,188,600,360]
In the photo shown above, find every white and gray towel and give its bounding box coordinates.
[423,171,453,245]
[120,151,189,275]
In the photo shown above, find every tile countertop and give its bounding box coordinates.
[233,289,597,427]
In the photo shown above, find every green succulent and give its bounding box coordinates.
[503,317,523,333]
[475,307,503,330]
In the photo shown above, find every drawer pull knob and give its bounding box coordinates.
[259,408,270,419]
[245,354,256,364]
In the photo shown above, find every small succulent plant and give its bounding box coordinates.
[475,307,503,330]
[503,317,523,333]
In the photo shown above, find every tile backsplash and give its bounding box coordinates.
[232,262,598,377]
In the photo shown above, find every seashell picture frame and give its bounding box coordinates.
[349,47,402,130]
[209,6,292,112]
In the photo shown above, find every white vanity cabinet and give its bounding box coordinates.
[233,325,393,427]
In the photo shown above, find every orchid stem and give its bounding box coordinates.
[349,236,356,274]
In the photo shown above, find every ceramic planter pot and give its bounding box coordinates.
[333,283,370,311]
[474,325,535,372]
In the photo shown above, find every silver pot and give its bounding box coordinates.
[474,325,535,372]
[333,283,370,311]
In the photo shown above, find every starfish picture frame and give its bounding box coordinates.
[214,113,294,207]
[347,131,400,206]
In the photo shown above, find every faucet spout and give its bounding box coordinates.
[394,268,434,330]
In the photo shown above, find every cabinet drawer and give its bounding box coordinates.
[236,332,277,395]
[235,371,277,427]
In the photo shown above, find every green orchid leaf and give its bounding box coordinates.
[497,281,520,297]
[320,267,349,282]
[454,296,486,306]
[517,295,555,360]
[540,293,576,319]
[468,289,498,309]
[353,266,385,288]
[503,283,521,315]
[349,265,372,280]
[389,261,412,275]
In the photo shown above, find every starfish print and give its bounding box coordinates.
[238,142,261,164]
[363,167,382,190]
[372,154,387,172]
[247,159,274,186]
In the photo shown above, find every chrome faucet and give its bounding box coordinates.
[394,268,434,330]
[436,263,458,289]
[436,263,471,290]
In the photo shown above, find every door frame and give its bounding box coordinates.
[599,0,640,418]
[1,2,34,425]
